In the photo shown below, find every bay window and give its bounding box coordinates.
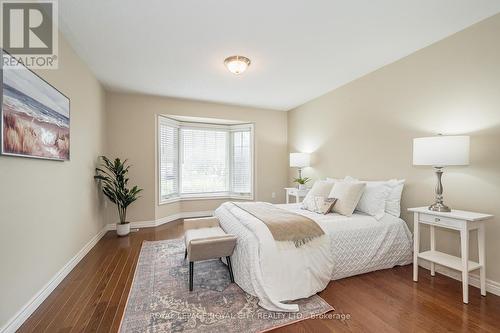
[158,116,253,203]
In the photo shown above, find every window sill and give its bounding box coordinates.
[159,194,253,205]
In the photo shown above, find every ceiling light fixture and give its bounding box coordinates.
[224,55,251,75]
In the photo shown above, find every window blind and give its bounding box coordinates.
[181,128,228,194]
[231,130,251,194]
[158,116,253,202]
[159,120,179,199]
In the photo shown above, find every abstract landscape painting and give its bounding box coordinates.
[2,53,70,160]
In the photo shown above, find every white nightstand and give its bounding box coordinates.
[408,207,493,303]
[284,187,309,204]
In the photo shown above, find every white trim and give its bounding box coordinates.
[157,117,180,203]
[106,210,214,230]
[163,115,247,125]
[157,210,213,225]
[159,194,253,205]
[181,122,236,130]
[107,220,157,229]
[158,116,180,127]
[418,261,500,296]
[229,124,254,199]
[229,123,254,131]
[0,226,110,333]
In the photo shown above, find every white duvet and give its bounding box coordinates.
[214,202,412,312]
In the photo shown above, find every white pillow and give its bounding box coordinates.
[344,176,405,217]
[301,180,335,212]
[326,177,342,182]
[328,181,366,217]
[356,183,392,219]
[383,179,405,217]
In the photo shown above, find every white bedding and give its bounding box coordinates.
[279,204,413,280]
[215,202,334,312]
[214,202,412,312]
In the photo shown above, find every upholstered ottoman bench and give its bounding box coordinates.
[183,217,237,291]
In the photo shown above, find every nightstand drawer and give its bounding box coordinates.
[285,188,309,196]
[419,213,462,229]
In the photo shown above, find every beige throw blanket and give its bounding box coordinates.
[231,202,324,248]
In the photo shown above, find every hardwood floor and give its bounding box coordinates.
[18,221,500,333]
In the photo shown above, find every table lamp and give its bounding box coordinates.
[413,135,470,212]
[289,153,310,179]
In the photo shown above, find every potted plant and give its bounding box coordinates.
[94,156,142,236]
[293,177,311,190]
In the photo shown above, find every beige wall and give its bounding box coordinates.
[0,34,106,327]
[288,14,500,283]
[105,92,288,222]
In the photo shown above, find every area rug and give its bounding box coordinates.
[119,238,333,333]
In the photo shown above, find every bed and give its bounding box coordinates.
[214,202,412,312]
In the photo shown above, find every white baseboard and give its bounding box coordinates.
[1,210,213,333]
[106,210,213,230]
[1,226,109,333]
[418,261,500,296]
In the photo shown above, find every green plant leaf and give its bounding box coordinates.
[292,177,311,185]
[94,156,143,223]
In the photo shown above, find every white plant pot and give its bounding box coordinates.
[116,222,130,237]
[298,184,306,190]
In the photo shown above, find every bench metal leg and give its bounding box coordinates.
[184,248,187,260]
[189,261,194,291]
[226,256,234,283]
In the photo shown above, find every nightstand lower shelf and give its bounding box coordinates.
[418,250,481,272]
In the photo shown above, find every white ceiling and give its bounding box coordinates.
[59,0,500,111]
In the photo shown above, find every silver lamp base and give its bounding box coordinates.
[428,166,452,213]
[429,202,451,212]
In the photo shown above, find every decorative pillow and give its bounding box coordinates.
[344,176,405,217]
[301,180,335,212]
[314,197,337,214]
[302,196,337,214]
[328,181,366,217]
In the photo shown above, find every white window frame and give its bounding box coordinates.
[229,124,254,197]
[158,116,180,201]
[158,115,254,204]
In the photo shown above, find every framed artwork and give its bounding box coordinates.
[1,51,70,161]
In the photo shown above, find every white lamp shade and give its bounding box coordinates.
[413,135,470,166]
[290,153,310,168]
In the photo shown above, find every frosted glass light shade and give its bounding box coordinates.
[413,136,470,166]
[290,153,310,168]
[224,55,251,75]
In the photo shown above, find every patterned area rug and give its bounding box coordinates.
[119,238,333,333]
